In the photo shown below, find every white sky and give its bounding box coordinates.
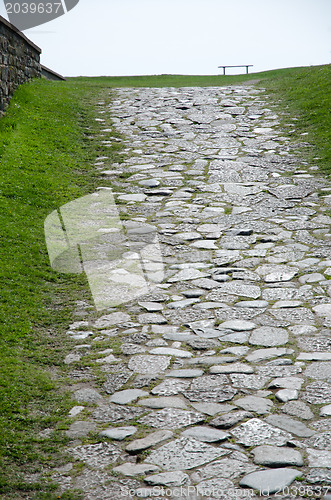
[1,0,330,77]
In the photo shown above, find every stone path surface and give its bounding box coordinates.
[54,85,331,499]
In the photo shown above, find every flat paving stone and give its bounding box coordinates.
[118,193,147,202]
[181,426,230,443]
[205,328,241,344]
[99,426,137,441]
[137,313,166,324]
[110,389,148,405]
[266,415,315,438]
[94,312,131,328]
[272,300,302,308]
[290,325,318,336]
[215,283,261,298]
[218,332,250,344]
[195,478,235,496]
[69,443,121,469]
[66,421,97,439]
[307,448,331,467]
[190,239,218,249]
[146,437,226,471]
[148,347,193,357]
[189,374,230,390]
[168,298,200,309]
[68,406,85,418]
[249,326,289,347]
[92,404,145,423]
[182,288,205,298]
[103,371,132,394]
[313,303,331,317]
[138,408,205,429]
[192,277,224,289]
[303,382,331,405]
[191,458,257,482]
[269,376,304,390]
[305,361,331,379]
[235,396,273,414]
[229,374,269,390]
[168,268,210,282]
[265,270,298,282]
[183,387,237,403]
[221,346,249,356]
[275,389,299,402]
[230,418,292,447]
[128,355,170,374]
[252,445,304,466]
[190,403,235,416]
[151,379,190,396]
[187,338,219,350]
[282,400,314,420]
[165,369,204,378]
[125,430,173,452]
[120,343,146,355]
[210,363,254,374]
[65,353,81,365]
[186,355,237,366]
[144,471,189,487]
[139,179,160,188]
[218,320,256,331]
[67,330,93,340]
[163,332,196,342]
[235,300,269,308]
[239,468,303,494]
[138,301,164,311]
[95,353,120,364]
[138,396,188,409]
[271,307,315,324]
[112,463,160,477]
[175,231,201,241]
[306,468,331,485]
[298,352,331,361]
[74,388,103,404]
[321,405,331,417]
[210,411,252,429]
[306,431,331,450]
[246,348,294,362]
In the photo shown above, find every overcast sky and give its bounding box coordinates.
[1,0,330,77]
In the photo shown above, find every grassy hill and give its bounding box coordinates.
[0,64,330,498]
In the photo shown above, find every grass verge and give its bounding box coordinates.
[0,78,122,498]
[260,65,331,176]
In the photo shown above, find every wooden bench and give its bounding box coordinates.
[218,65,253,75]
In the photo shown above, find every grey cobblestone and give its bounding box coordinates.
[53,85,331,498]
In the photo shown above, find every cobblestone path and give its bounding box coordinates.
[54,85,331,499]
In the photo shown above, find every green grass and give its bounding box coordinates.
[0,78,122,498]
[0,63,330,497]
[69,73,259,87]
[260,65,331,175]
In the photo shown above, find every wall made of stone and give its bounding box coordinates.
[0,15,41,115]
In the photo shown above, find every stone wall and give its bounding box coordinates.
[41,64,66,81]
[0,15,41,115]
